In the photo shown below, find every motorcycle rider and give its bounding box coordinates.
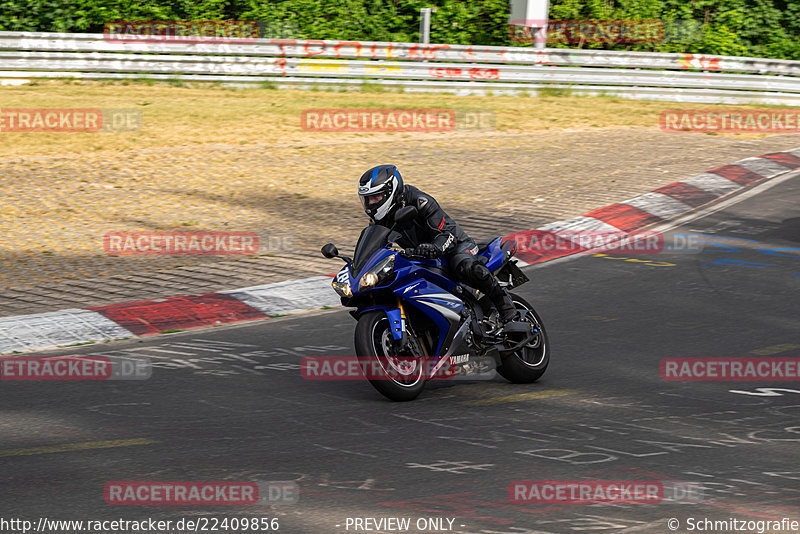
[357,164,519,326]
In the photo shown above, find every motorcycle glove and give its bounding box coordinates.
[414,243,441,259]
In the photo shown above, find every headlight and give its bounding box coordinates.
[331,277,352,298]
[358,254,395,291]
[361,273,378,288]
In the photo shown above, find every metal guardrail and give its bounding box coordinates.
[2,31,800,105]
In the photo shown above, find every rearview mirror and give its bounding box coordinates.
[321,243,338,259]
[387,230,403,244]
[394,205,418,226]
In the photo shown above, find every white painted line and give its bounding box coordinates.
[683,173,742,196]
[735,157,794,178]
[538,216,619,232]
[622,192,693,219]
[788,148,800,159]
[221,276,340,316]
[0,309,134,354]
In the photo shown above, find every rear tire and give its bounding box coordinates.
[354,311,426,401]
[496,294,549,383]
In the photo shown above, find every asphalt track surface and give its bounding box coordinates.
[2,172,799,534]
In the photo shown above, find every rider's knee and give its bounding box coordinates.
[458,258,491,286]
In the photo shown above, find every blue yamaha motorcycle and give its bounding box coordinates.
[321,206,549,401]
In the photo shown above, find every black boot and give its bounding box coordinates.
[488,284,518,324]
[461,257,519,325]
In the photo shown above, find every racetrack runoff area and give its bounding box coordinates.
[2,80,800,317]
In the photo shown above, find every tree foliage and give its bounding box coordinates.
[0,0,797,60]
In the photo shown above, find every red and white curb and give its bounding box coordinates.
[0,277,340,354]
[0,309,133,354]
[1,149,798,354]
[510,149,800,264]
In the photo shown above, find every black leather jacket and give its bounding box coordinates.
[375,185,474,256]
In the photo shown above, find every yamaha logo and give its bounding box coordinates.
[450,354,469,364]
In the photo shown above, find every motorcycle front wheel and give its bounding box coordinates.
[354,310,426,401]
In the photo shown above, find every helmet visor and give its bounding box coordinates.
[361,192,385,208]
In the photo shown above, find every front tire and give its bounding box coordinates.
[496,294,550,383]
[354,311,425,401]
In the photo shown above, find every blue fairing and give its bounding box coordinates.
[480,237,505,272]
[397,276,462,355]
[408,256,448,271]
[359,305,404,340]
[344,234,512,358]
[353,248,396,290]
[347,248,464,356]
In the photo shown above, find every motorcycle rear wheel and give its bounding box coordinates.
[496,294,550,383]
[354,310,426,401]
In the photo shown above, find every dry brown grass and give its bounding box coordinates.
[1,80,796,292]
[0,80,781,158]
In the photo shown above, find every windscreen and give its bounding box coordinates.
[352,224,392,273]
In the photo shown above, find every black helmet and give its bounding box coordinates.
[358,165,404,221]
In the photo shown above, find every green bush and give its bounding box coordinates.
[0,0,797,60]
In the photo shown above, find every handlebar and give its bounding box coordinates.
[392,247,420,259]
[399,248,439,260]
[389,245,435,260]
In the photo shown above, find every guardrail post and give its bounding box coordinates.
[419,8,435,45]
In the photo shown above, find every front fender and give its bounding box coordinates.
[354,305,405,341]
